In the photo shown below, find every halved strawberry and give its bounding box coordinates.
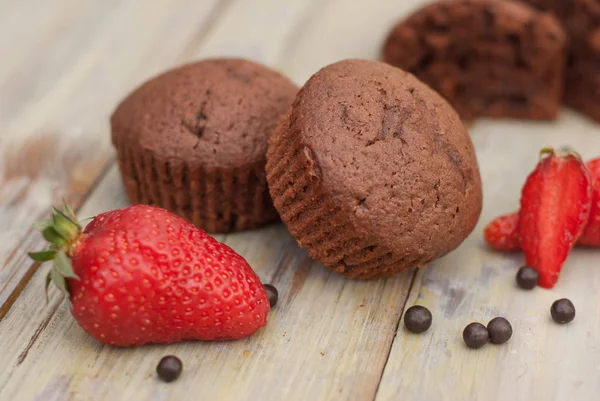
[519,148,592,288]
[484,212,520,252]
[579,158,600,246]
[485,158,600,252]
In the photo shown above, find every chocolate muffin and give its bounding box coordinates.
[515,0,600,122]
[266,59,482,279]
[111,59,298,233]
[382,0,567,121]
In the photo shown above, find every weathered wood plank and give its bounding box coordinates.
[277,0,423,83]
[7,1,598,400]
[376,113,600,401]
[0,0,226,310]
[194,0,322,67]
[0,0,120,120]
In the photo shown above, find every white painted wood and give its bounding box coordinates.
[194,0,320,69]
[0,0,224,308]
[277,0,425,84]
[376,112,600,401]
[2,0,600,400]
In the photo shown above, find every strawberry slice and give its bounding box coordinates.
[519,148,592,288]
[484,212,521,252]
[579,158,600,247]
[485,158,600,252]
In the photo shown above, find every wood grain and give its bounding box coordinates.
[278,0,423,83]
[375,113,600,401]
[0,0,225,310]
[3,0,600,400]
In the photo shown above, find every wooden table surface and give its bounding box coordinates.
[1,1,600,400]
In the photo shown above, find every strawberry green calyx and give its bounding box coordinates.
[29,202,82,299]
[539,147,555,159]
[540,147,583,161]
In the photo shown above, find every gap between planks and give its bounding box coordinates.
[372,268,420,398]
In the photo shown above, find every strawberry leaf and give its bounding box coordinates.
[63,200,78,223]
[55,250,80,280]
[53,206,79,227]
[28,250,57,262]
[42,227,67,246]
[50,268,69,297]
[52,208,80,239]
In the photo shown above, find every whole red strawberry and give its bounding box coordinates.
[579,158,600,246]
[519,149,592,288]
[29,204,270,346]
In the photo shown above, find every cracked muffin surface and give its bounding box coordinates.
[266,59,482,279]
[111,58,298,233]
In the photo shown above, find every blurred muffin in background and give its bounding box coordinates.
[383,0,567,121]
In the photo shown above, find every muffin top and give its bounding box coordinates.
[288,59,482,257]
[111,58,297,169]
